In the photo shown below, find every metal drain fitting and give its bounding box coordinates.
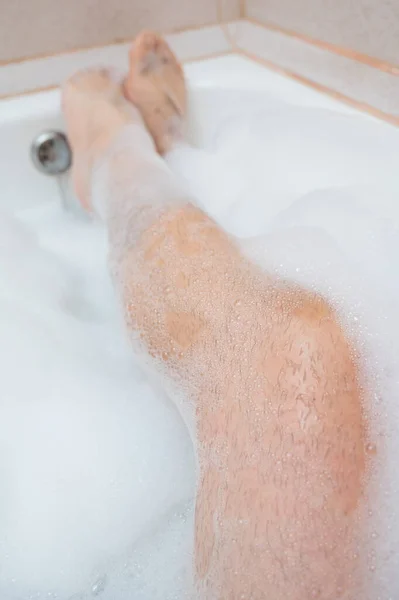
[30,130,72,175]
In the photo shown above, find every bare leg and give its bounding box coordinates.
[63,33,368,600]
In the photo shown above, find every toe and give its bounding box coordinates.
[64,68,122,97]
[129,31,181,75]
[134,30,160,55]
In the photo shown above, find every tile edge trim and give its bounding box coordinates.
[237,46,399,127]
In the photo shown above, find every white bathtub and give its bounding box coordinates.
[1,52,399,600]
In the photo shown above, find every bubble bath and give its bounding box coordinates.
[1,100,399,599]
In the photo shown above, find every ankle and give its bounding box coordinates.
[157,115,186,154]
[89,123,160,220]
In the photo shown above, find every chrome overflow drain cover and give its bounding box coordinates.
[30,130,72,175]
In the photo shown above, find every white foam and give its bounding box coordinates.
[0,100,398,598]
[0,206,194,599]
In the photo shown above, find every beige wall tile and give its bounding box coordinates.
[235,21,399,119]
[246,0,399,65]
[0,26,233,98]
[1,0,240,63]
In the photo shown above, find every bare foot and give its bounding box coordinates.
[62,68,142,211]
[124,31,187,155]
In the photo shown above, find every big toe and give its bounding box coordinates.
[129,31,182,76]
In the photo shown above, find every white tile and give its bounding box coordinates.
[0,44,130,98]
[2,19,397,125]
[235,21,399,118]
[165,25,232,62]
[0,25,235,98]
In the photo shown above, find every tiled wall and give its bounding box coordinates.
[1,0,241,64]
[246,0,399,66]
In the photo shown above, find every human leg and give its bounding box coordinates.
[63,33,368,600]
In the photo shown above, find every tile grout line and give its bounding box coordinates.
[237,46,399,127]
[217,2,241,52]
[1,18,397,76]
[0,49,234,101]
[1,19,397,128]
[245,17,399,76]
[0,20,238,68]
